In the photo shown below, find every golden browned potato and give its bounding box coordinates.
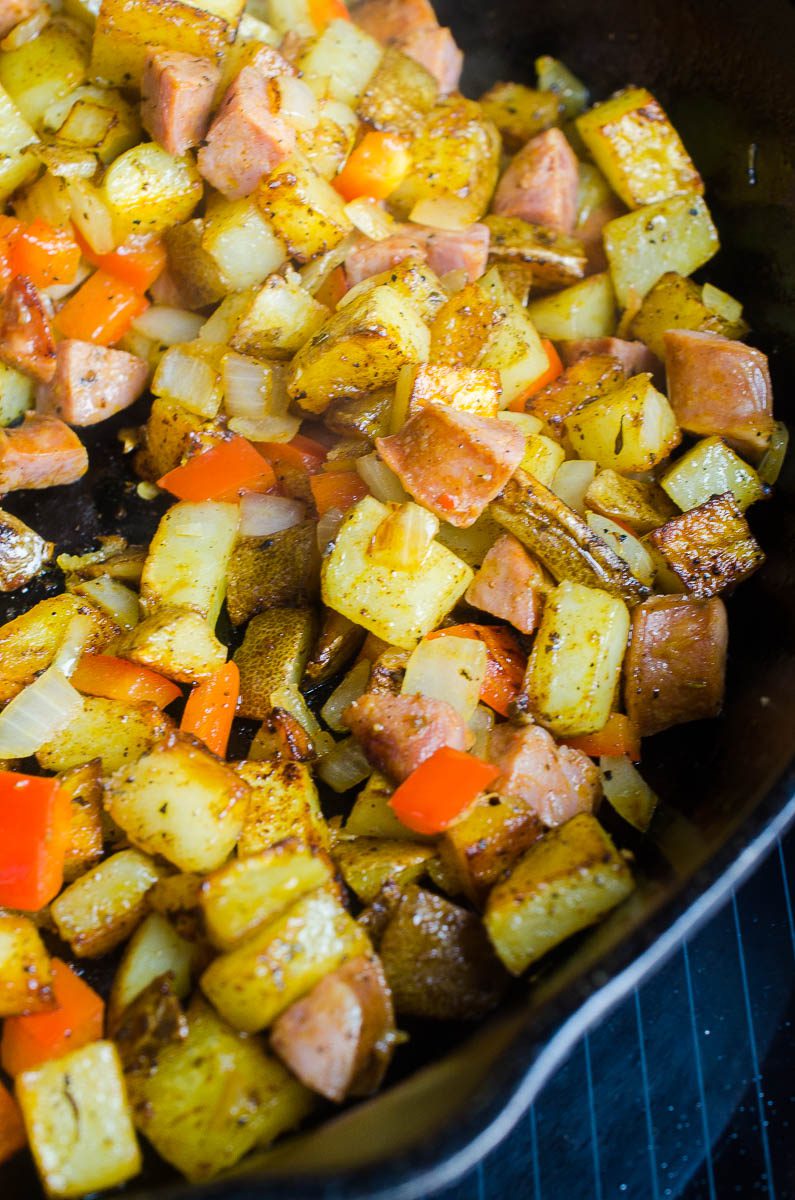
[585,469,677,535]
[629,271,747,360]
[235,760,331,856]
[133,397,209,482]
[51,849,165,958]
[57,760,104,882]
[139,499,239,624]
[0,508,52,592]
[257,154,354,263]
[331,836,435,903]
[485,215,586,289]
[646,491,765,597]
[564,372,681,472]
[37,698,172,774]
[107,911,197,1032]
[115,607,228,684]
[479,81,561,150]
[0,914,53,1016]
[524,353,625,437]
[91,0,235,87]
[358,45,438,133]
[440,795,543,906]
[229,274,330,361]
[0,595,116,687]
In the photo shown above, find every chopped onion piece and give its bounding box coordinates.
[317,737,372,793]
[321,658,371,733]
[229,413,301,443]
[402,635,487,720]
[317,506,345,553]
[152,346,221,418]
[53,613,97,677]
[222,353,289,419]
[300,233,357,296]
[1,4,50,50]
[440,268,468,296]
[239,493,305,537]
[356,453,407,504]
[0,668,84,758]
[368,501,439,571]
[701,282,743,324]
[551,459,597,514]
[45,261,92,303]
[344,197,396,242]
[276,74,320,131]
[586,512,655,586]
[409,196,477,231]
[73,577,140,629]
[271,685,335,757]
[67,179,116,254]
[758,421,789,485]
[600,755,658,832]
[132,306,204,347]
[469,703,495,759]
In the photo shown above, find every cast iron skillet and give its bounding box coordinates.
[4,0,795,1195]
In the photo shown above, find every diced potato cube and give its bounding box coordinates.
[49,85,141,164]
[17,1041,141,1198]
[0,915,52,1017]
[646,491,765,598]
[339,256,446,324]
[391,363,501,431]
[485,813,633,974]
[520,431,566,486]
[57,761,104,882]
[477,266,548,407]
[298,19,382,106]
[229,274,329,361]
[236,760,330,855]
[479,81,561,150]
[102,143,203,241]
[200,888,371,1031]
[125,999,312,1181]
[288,285,430,414]
[564,373,681,472]
[604,193,719,308]
[0,19,89,127]
[629,271,747,359]
[524,579,630,737]
[297,97,358,180]
[576,87,702,209]
[162,220,228,308]
[257,154,353,262]
[105,732,250,873]
[115,607,228,683]
[0,85,38,201]
[51,849,165,958]
[140,500,239,624]
[344,770,423,840]
[0,361,33,426]
[107,912,196,1031]
[358,45,437,133]
[322,496,472,649]
[332,836,435,903]
[201,841,334,948]
[585,469,676,536]
[0,594,113,686]
[36,697,171,774]
[527,272,616,340]
[661,436,766,513]
[133,397,208,481]
[202,197,287,290]
[440,794,542,905]
[91,0,231,87]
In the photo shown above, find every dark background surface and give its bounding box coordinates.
[440,830,795,1200]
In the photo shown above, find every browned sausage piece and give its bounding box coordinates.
[197,66,295,199]
[420,222,490,281]
[353,0,439,42]
[559,338,659,377]
[344,692,471,782]
[38,341,149,427]
[663,329,775,460]
[0,276,57,383]
[623,594,728,737]
[141,50,220,157]
[0,413,88,493]
[400,26,463,94]
[375,406,525,528]
[486,723,601,827]
[465,533,547,635]
[575,192,625,272]
[492,128,580,235]
[270,956,395,1102]
[0,0,38,37]
[345,234,428,287]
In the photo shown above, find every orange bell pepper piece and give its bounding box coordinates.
[429,624,527,717]
[1,959,105,1077]
[309,469,369,516]
[9,218,81,289]
[509,339,564,411]
[54,268,148,346]
[563,712,641,762]
[0,215,22,291]
[0,1081,25,1165]
[259,435,327,476]
[308,0,350,30]
[0,772,71,911]
[389,747,501,835]
[314,264,348,310]
[333,131,411,202]
[158,436,276,501]
[71,653,182,708]
[79,233,167,294]
[181,661,239,758]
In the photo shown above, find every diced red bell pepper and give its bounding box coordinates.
[9,219,81,289]
[181,661,239,758]
[1,958,105,1077]
[71,654,182,708]
[309,469,369,516]
[389,746,501,835]
[258,435,328,475]
[78,233,167,293]
[54,268,148,345]
[158,436,276,501]
[0,773,71,911]
[563,712,641,762]
[0,1081,25,1165]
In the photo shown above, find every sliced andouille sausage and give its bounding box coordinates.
[375,406,525,528]
[492,128,580,235]
[623,594,728,737]
[344,692,471,782]
[575,192,625,272]
[559,337,659,377]
[0,413,88,493]
[197,65,295,199]
[345,234,428,287]
[0,276,57,383]
[465,533,548,635]
[270,955,395,1102]
[37,340,149,427]
[663,329,775,459]
[352,0,439,43]
[400,25,463,94]
[141,50,221,157]
[420,222,490,281]
[0,0,38,37]
[486,723,600,828]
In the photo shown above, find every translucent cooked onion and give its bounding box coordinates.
[132,306,204,347]
[277,74,320,131]
[299,233,357,297]
[321,658,370,733]
[551,459,597,514]
[239,493,305,537]
[1,4,50,50]
[52,613,97,677]
[368,501,438,571]
[469,703,495,759]
[344,197,396,241]
[587,512,655,586]
[0,668,84,758]
[356,453,407,504]
[758,421,789,485]
[316,506,345,553]
[408,196,477,231]
[67,179,116,254]
[316,737,372,793]
[439,268,468,297]
[600,755,658,832]
[228,414,301,443]
[73,577,140,629]
[222,353,289,420]
[152,347,221,418]
[402,635,487,720]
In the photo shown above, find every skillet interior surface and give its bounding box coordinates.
[3,0,795,1196]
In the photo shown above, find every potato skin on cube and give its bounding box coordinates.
[484,813,634,975]
[234,606,315,720]
[105,731,249,873]
[16,1040,141,1198]
[321,496,473,649]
